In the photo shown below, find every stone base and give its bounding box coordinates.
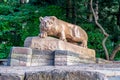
[96,58,113,64]
[8,47,32,66]
[31,49,54,66]
[8,48,95,66]
[24,36,96,61]
[8,36,96,66]
[54,50,95,66]
[8,47,54,66]
[1,66,120,80]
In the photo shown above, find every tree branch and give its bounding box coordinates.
[90,0,109,37]
[102,36,109,60]
[110,44,120,60]
[90,0,109,60]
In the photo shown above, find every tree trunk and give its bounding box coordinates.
[109,0,120,61]
[87,0,93,22]
[95,1,99,20]
[66,0,71,21]
[90,0,109,60]
[72,0,76,24]
[110,44,120,60]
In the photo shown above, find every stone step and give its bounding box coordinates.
[8,47,54,66]
[54,50,95,66]
[8,36,96,66]
[1,66,120,80]
[108,76,120,80]
[24,37,96,61]
[8,47,32,66]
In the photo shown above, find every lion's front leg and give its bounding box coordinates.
[39,32,47,38]
[59,31,67,41]
[81,40,87,48]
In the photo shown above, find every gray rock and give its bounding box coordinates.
[0,74,21,80]
[108,76,120,80]
[1,66,120,80]
[25,69,107,80]
[8,47,32,66]
[54,50,95,66]
[24,37,96,62]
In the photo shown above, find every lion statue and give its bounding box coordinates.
[38,16,88,48]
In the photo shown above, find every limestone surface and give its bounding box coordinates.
[8,47,54,66]
[8,36,95,66]
[24,36,95,61]
[1,65,120,80]
[8,47,32,66]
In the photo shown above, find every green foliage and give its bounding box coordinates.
[81,23,104,58]
[98,0,120,60]
[39,5,66,19]
[0,0,120,60]
[114,51,120,60]
[0,2,65,59]
[0,4,14,15]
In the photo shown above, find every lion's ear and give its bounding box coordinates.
[50,16,57,21]
[39,17,43,22]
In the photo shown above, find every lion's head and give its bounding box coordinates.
[39,16,57,31]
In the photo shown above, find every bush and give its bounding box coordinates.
[80,23,105,58]
[0,3,65,59]
[0,4,14,15]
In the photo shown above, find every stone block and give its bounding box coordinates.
[8,47,54,66]
[30,49,54,66]
[24,37,96,64]
[0,74,21,80]
[8,47,32,66]
[25,69,107,80]
[9,36,96,66]
[96,58,113,64]
[54,50,95,66]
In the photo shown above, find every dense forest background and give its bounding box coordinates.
[0,0,120,60]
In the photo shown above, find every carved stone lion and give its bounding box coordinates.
[38,16,88,48]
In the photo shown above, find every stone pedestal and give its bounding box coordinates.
[8,36,96,66]
[24,37,95,60]
[31,49,54,66]
[8,47,54,66]
[8,47,32,66]
[54,50,95,66]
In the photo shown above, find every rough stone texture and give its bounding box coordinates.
[108,76,120,80]
[1,65,120,80]
[8,36,96,66]
[25,69,106,80]
[8,47,54,66]
[96,58,113,64]
[54,50,95,66]
[10,48,95,66]
[0,74,21,80]
[31,49,54,66]
[24,37,96,62]
[8,47,32,66]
